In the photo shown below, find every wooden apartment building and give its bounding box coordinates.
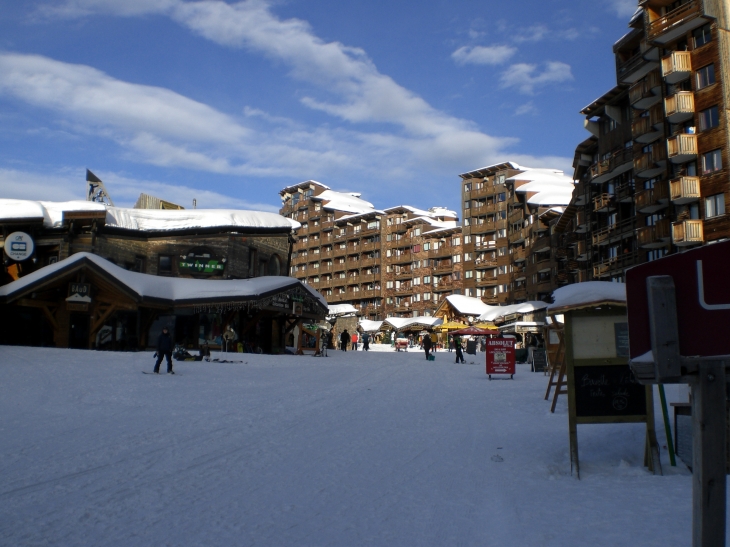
[279,181,463,320]
[556,0,730,282]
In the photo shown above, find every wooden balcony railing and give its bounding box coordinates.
[664,91,694,124]
[593,193,615,212]
[635,182,669,213]
[661,51,692,83]
[667,133,697,163]
[648,0,703,42]
[670,176,701,204]
[672,219,704,246]
[636,218,671,248]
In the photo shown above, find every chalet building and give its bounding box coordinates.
[557,0,730,283]
[458,162,574,304]
[279,181,462,320]
[0,199,325,351]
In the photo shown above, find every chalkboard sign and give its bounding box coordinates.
[574,364,646,418]
[531,349,547,372]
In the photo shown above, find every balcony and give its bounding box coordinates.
[470,221,497,235]
[592,218,635,247]
[434,260,453,272]
[428,246,452,258]
[665,91,695,124]
[629,70,662,110]
[474,259,498,270]
[632,115,664,144]
[635,182,669,213]
[637,219,671,249]
[670,176,701,204]
[476,276,499,287]
[508,230,526,245]
[511,247,527,262]
[647,0,708,44]
[593,193,615,213]
[634,145,667,178]
[667,133,697,164]
[672,219,704,246]
[590,148,634,185]
[661,51,692,84]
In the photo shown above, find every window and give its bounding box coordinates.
[497,192,506,202]
[693,23,712,48]
[465,270,474,279]
[423,275,430,284]
[699,106,719,131]
[696,64,716,90]
[705,193,726,218]
[464,182,472,192]
[702,149,722,174]
[158,255,172,275]
[464,200,470,210]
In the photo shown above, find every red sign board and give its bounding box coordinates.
[486,338,516,375]
[626,239,730,359]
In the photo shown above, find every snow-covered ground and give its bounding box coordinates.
[0,344,714,546]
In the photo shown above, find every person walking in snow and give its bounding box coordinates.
[351,331,359,351]
[154,326,174,374]
[454,335,466,364]
[362,332,370,351]
[319,330,328,357]
[423,333,433,360]
[340,329,349,351]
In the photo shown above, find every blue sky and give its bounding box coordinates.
[0,0,637,213]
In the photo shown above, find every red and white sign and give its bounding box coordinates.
[626,239,730,358]
[486,338,515,375]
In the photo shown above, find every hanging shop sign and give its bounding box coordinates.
[4,232,34,262]
[178,247,226,276]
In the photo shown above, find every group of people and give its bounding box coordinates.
[317,328,371,356]
[423,333,465,363]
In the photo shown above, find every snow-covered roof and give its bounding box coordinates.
[280,180,331,194]
[428,207,458,218]
[313,190,375,215]
[105,207,300,232]
[507,168,575,207]
[547,281,626,313]
[359,320,383,333]
[0,253,328,310]
[0,199,299,232]
[327,304,359,317]
[478,301,548,322]
[442,295,491,317]
[383,317,443,331]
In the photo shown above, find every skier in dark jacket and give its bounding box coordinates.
[454,335,466,364]
[340,329,349,351]
[423,334,433,360]
[154,326,174,374]
[362,332,370,351]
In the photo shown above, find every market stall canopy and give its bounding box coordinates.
[0,252,327,316]
[451,326,499,336]
[439,321,467,331]
[547,281,626,314]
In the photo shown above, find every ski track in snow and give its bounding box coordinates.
[0,345,718,546]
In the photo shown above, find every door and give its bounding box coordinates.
[68,313,91,349]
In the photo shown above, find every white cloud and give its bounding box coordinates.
[499,62,573,95]
[22,0,573,194]
[0,167,279,211]
[609,0,639,18]
[514,24,549,43]
[451,45,516,66]
[514,102,536,116]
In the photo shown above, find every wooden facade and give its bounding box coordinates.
[557,0,730,283]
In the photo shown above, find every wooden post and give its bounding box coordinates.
[691,360,727,547]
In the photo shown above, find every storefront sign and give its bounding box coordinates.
[486,338,516,377]
[69,283,91,298]
[4,232,34,261]
[178,247,225,276]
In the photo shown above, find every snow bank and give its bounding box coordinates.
[313,190,375,214]
[0,345,695,547]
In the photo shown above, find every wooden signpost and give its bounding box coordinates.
[626,240,730,547]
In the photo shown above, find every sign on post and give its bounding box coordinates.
[486,338,515,379]
[4,232,34,262]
